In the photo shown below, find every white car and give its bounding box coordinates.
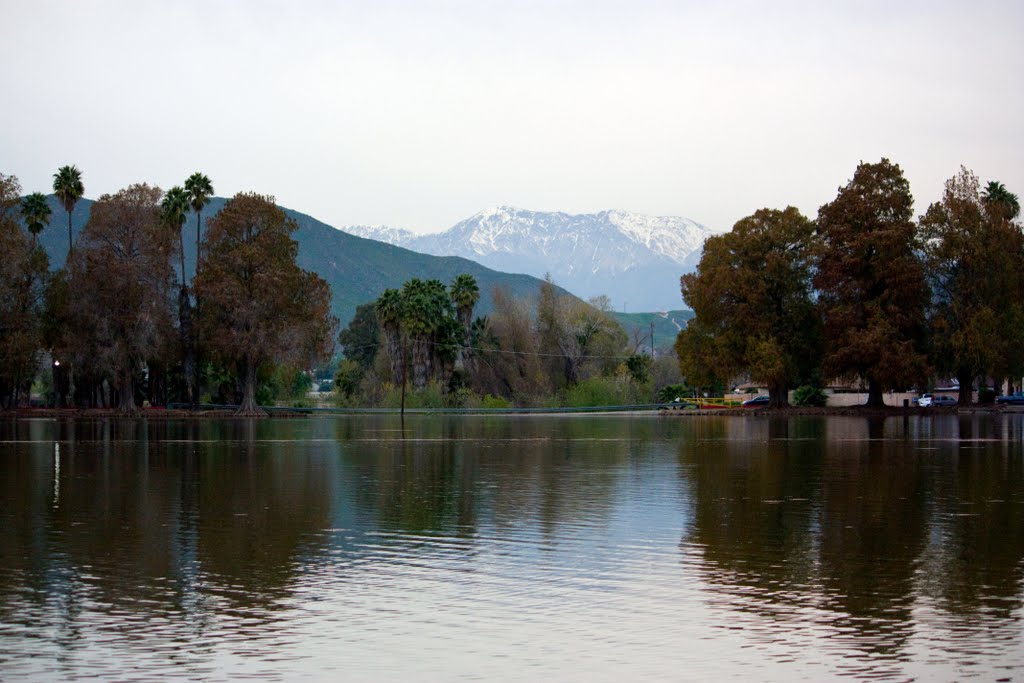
[919,394,957,407]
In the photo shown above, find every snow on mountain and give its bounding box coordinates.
[340,207,720,311]
[342,224,418,247]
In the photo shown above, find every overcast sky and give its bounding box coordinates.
[2,0,1022,233]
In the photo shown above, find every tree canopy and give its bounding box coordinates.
[920,168,1024,403]
[67,184,176,413]
[195,192,337,415]
[677,207,819,406]
[814,159,929,407]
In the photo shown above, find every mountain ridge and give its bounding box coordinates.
[31,195,577,327]
[344,205,717,311]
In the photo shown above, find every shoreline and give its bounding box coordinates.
[1,404,1021,420]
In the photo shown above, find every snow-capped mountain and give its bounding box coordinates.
[344,207,720,311]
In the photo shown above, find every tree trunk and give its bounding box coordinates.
[193,215,203,406]
[769,384,789,408]
[236,360,266,417]
[956,369,974,406]
[412,338,429,389]
[866,379,885,408]
[178,287,196,408]
[117,369,137,415]
[196,210,202,281]
[179,231,187,288]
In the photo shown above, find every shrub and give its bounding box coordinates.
[481,394,513,409]
[792,384,827,407]
[564,376,643,407]
[658,383,691,403]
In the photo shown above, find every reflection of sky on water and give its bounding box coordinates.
[0,415,1022,680]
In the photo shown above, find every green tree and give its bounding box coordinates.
[338,302,380,371]
[450,273,480,370]
[400,278,452,389]
[814,159,929,407]
[194,193,337,416]
[678,207,819,407]
[375,288,405,388]
[20,192,51,248]
[921,169,1024,403]
[66,184,176,413]
[184,172,214,278]
[161,186,190,284]
[981,180,1020,221]
[52,165,84,258]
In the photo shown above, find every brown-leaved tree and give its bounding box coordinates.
[195,193,337,416]
[66,183,177,413]
[815,159,929,407]
[677,207,819,407]
[0,173,50,408]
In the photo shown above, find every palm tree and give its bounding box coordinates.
[161,186,196,407]
[52,165,84,258]
[184,172,214,278]
[449,274,480,370]
[982,181,1021,220]
[376,288,405,386]
[161,186,191,284]
[20,192,51,249]
[401,279,449,388]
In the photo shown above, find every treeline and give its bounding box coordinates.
[335,277,680,408]
[677,160,1023,408]
[0,167,336,415]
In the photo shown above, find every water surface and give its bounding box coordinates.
[1,415,1022,680]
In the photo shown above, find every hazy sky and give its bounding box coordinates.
[2,0,1022,233]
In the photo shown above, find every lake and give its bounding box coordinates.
[1,414,1022,681]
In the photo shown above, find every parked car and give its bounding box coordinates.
[919,394,957,407]
[742,395,771,407]
[996,392,1024,405]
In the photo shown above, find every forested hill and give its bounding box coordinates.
[34,195,573,326]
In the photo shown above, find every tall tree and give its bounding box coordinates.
[450,273,480,371]
[814,159,929,407]
[194,193,337,416]
[20,192,51,249]
[184,172,214,278]
[1,174,49,408]
[922,170,1024,402]
[981,180,1020,221]
[400,278,451,389]
[678,207,819,407]
[339,302,380,372]
[66,184,176,414]
[161,186,190,284]
[536,278,626,387]
[52,165,84,258]
[161,185,196,406]
[376,288,406,388]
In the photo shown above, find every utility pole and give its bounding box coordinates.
[650,322,655,358]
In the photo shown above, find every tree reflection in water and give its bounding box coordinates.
[680,415,1024,675]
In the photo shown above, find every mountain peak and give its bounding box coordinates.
[353,206,716,311]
